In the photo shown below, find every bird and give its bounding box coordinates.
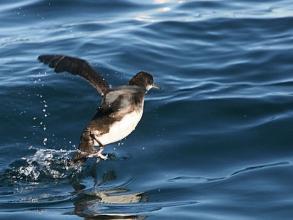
[38,54,159,162]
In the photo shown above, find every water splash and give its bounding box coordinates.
[4,148,82,183]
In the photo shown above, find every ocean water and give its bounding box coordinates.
[1,0,293,219]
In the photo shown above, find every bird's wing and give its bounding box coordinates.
[38,54,110,96]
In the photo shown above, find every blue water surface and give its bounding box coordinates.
[1,0,293,219]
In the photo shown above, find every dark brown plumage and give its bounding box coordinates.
[38,54,158,163]
[38,55,109,96]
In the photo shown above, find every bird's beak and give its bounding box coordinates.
[152,83,160,89]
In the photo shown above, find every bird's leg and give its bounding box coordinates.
[90,133,108,160]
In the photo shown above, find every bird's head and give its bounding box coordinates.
[129,71,159,91]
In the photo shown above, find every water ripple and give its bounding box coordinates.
[1,0,293,219]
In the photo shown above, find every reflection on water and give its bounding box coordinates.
[74,190,146,220]
[72,162,146,219]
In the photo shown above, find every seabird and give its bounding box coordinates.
[38,55,158,162]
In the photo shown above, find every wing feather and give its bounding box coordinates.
[38,54,110,96]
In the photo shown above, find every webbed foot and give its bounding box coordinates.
[89,148,108,160]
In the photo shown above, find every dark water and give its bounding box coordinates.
[1,0,293,219]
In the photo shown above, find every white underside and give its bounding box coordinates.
[94,109,143,146]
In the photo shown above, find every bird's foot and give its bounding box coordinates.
[97,151,108,160]
[89,148,108,160]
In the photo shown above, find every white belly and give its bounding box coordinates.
[96,109,143,145]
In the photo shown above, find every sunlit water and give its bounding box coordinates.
[1,0,293,219]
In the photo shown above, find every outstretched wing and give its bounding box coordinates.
[38,54,110,96]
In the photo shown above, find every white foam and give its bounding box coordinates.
[13,148,81,182]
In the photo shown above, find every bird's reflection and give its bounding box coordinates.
[71,159,146,220]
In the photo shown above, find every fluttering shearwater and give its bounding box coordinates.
[38,54,158,162]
